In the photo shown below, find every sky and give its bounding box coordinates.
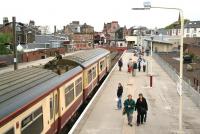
[0,0,199,32]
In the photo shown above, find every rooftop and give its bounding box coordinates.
[185,21,200,28]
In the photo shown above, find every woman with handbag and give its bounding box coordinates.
[124,94,136,127]
[135,93,148,126]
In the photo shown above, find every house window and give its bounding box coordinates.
[120,43,123,47]
[194,28,197,33]
[187,28,190,33]
[193,34,197,37]
[186,34,190,37]
[65,83,74,107]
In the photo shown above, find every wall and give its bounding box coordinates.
[22,47,65,62]
[187,44,200,57]
[0,48,66,65]
[153,42,173,52]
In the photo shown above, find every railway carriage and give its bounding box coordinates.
[63,48,110,100]
[0,48,110,134]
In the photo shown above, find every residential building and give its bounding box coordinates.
[102,21,120,44]
[184,21,200,37]
[166,20,200,38]
[63,21,94,49]
[0,23,37,45]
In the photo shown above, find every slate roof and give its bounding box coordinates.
[185,21,200,28]
[63,48,110,68]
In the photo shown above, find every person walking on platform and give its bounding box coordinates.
[118,58,123,71]
[127,58,132,73]
[124,94,136,127]
[135,93,148,126]
[142,59,147,72]
[132,62,137,76]
[138,61,141,72]
[117,83,123,110]
[137,57,142,72]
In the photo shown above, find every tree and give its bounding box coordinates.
[0,33,12,55]
[165,19,190,29]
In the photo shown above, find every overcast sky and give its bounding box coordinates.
[0,0,199,32]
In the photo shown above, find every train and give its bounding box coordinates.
[0,48,110,134]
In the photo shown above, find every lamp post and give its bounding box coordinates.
[12,17,17,70]
[150,36,153,87]
[132,2,184,133]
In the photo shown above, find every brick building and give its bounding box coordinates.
[0,18,39,45]
[102,21,120,44]
[63,21,94,49]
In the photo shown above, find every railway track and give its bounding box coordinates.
[158,52,200,91]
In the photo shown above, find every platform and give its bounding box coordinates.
[69,51,200,134]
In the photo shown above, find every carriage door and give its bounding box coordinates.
[106,55,110,72]
[92,66,97,89]
[49,90,59,133]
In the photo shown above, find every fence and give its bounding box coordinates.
[153,53,200,107]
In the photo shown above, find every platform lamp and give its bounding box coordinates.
[132,1,184,133]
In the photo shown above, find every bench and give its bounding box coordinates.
[0,60,8,67]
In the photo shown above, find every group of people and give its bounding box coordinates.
[117,51,148,127]
[118,56,147,77]
[117,83,148,127]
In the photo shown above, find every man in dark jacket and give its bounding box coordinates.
[132,62,137,76]
[124,94,135,127]
[135,93,148,126]
[118,58,123,71]
[117,83,123,109]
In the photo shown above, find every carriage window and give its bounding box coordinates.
[75,77,82,96]
[21,114,33,128]
[3,127,14,134]
[65,83,75,107]
[55,94,59,114]
[50,98,54,119]
[88,69,92,83]
[100,60,105,71]
[21,107,43,134]
[33,107,42,118]
[92,67,96,78]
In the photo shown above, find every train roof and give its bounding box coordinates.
[63,48,110,68]
[0,66,82,124]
